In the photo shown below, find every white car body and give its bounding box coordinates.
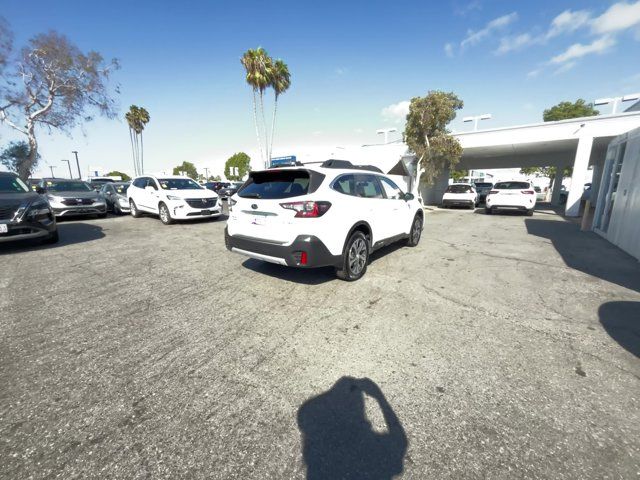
[441,183,477,209]
[225,160,424,280]
[485,180,536,215]
[128,175,221,223]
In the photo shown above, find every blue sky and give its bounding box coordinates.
[1,0,640,177]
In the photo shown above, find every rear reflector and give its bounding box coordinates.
[522,190,535,195]
[489,190,499,194]
[280,201,331,217]
[300,251,308,265]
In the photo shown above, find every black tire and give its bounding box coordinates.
[335,231,369,281]
[158,202,174,225]
[42,229,59,244]
[526,208,534,216]
[113,201,121,215]
[405,214,423,247]
[130,199,141,218]
[485,207,493,215]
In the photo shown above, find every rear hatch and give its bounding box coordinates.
[492,181,531,196]
[229,169,325,243]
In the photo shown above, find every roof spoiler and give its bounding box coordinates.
[320,159,383,173]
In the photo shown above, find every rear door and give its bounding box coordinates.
[379,176,412,236]
[230,169,319,243]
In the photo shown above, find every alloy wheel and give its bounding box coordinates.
[348,238,367,275]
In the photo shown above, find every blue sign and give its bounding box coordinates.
[270,156,297,167]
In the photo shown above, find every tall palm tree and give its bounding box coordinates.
[268,59,291,163]
[241,47,273,168]
[125,105,150,175]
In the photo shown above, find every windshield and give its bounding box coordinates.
[239,171,309,199]
[446,185,473,193]
[494,181,530,190]
[157,178,203,190]
[114,184,130,195]
[46,180,93,192]
[474,183,492,189]
[0,175,30,193]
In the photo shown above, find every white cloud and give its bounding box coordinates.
[454,0,482,16]
[381,100,410,123]
[527,68,541,78]
[547,9,592,39]
[495,33,533,54]
[460,12,518,49]
[550,36,616,64]
[444,42,454,57]
[592,1,640,35]
[553,61,577,75]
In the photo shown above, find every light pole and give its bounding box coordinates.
[204,167,210,181]
[376,128,397,144]
[49,165,57,178]
[463,114,492,131]
[61,159,72,178]
[594,93,640,114]
[72,150,80,179]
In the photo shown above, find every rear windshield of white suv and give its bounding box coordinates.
[494,181,530,190]
[238,170,311,199]
[446,185,473,193]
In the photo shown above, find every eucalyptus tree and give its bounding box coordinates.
[0,24,119,180]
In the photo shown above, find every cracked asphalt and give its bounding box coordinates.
[1,206,639,479]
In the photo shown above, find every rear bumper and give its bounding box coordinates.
[225,227,341,268]
[442,199,475,207]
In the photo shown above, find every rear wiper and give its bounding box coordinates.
[241,193,261,199]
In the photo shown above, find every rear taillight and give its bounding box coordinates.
[489,190,499,194]
[522,190,535,195]
[280,201,331,218]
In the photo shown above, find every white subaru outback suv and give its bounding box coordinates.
[225,160,424,281]
[128,175,221,224]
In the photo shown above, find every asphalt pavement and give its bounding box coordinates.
[1,205,639,479]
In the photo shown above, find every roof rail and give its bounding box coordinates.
[320,159,383,173]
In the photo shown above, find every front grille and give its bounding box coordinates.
[186,198,217,209]
[0,205,20,220]
[62,198,94,206]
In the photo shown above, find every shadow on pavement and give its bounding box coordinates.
[241,258,336,285]
[0,222,105,254]
[599,301,640,358]
[297,377,408,480]
[525,219,640,293]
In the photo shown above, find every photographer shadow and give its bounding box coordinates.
[297,377,407,480]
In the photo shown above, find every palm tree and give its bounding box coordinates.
[241,47,273,168]
[125,105,150,175]
[268,59,291,163]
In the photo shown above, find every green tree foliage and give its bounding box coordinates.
[450,169,469,182]
[0,141,39,175]
[519,166,573,179]
[106,170,131,181]
[543,99,598,122]
[125,105,150,176]
[404,91,464,184]
[224,152,251,181]
[172,161,198,179]
[241,47,291,167]
[0,23,119,180]
[211,174,222,181]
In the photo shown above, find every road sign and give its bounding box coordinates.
[270,156,297,168]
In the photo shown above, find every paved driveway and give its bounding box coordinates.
[1,207,638,479]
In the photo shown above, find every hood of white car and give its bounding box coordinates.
[162,189,217,199]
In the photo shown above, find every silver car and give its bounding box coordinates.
[37,178,107,218]
[100,182,131,214]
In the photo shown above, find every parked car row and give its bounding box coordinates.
[441,180,538,216]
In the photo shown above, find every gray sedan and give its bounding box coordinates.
[37,178,107,218]
[100,182,131,214]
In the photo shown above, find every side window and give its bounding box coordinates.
[147,178,158,190]
[332,174,356,196]
[354,174,384,199]
[379,177,404,200]
[133,178,145,188]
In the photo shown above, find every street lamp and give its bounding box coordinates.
[72,150,80,179]
[463,114,492,131]
[594,93,640,114]
[61,159,72,178]
[376,128,397,144]
[49,165,57,178]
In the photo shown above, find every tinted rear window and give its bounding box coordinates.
[239,170,310,199]
[494,181,530,190]
[446,185,473,193]
[474,183,492,188]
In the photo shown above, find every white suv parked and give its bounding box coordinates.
[128,175,221,224]
[485,180,536,216]
[225,160,424,281]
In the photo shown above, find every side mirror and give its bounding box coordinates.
[36,186,46,194]
[404,193,415,201]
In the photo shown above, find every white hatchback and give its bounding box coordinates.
[441,183,477,209]
[485,180,536,216]
[128,175,221,224]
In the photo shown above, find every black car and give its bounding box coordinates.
[0,172,58,244]
[217,182,244,200]
[203,181,230,192]
[473,182,493,203]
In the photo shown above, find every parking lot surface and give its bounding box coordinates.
[1,207,639,479]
